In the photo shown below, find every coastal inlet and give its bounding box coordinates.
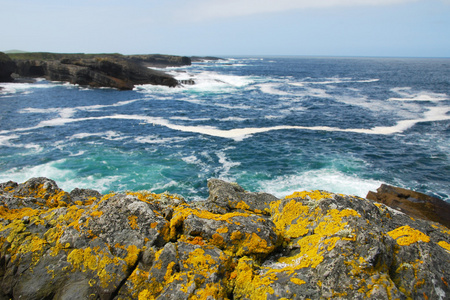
[0,55,449,203]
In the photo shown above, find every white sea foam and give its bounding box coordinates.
[0,134,20,147]
[0,134,42,151]
[257,83,292,96]
[258,169,383,199]
[214,103,254,110]
[137,70,258,95]
[220,116,248,122]
[389,87,449,102]
[0,160,73,186]
[170,116,211,122]
[182,155,201,165]
[70,131,126,141]
[69,150,86,157]
[215,148,241,180]
[3,102,449,141]
[2,160,125,193]
[134,135,191,144]
[0,81,58,96]
[291,78,379,86]
[1,158,123,193]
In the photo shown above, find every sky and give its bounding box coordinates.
[1,0,449,57]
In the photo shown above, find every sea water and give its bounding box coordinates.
[0,57,449,201]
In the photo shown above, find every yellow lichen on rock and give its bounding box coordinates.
[232,256,276,300]
[128,215,139,230]
[290,278,306,285]
[0,206,40,220]
[67,246,125,288]
[438,241,450,252]
[387,225,430,246]
[235,201,250,210]
[216,226,229,234]
[236,232,274,257]
[270,199,311,239]
[285,190,333,200]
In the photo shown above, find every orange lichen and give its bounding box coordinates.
[191,283,225,300]
[236,232,274,257]
[231,231,243,241]
[270,199,311,239]
[128,215,139,230]
[210,233,226,248]
[124,245,140,266]
[184,236,206,246]
[387,225,430,246]
[268,204,360,274]
[138,289,153,300]
[67,246,125,288]
[438,241,450,252]
[236,201,250,210]
[290,278,306,285]
[233,257,276,300]
[216,226,229,234]
[0,206,40,220]
[285,190,333,200]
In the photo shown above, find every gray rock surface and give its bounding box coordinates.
[0,177,449,299]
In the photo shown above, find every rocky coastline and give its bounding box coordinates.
[0,52,193,90]
[1,177,449,299]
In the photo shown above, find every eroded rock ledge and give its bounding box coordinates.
[4,52,190,90]
[1,178,449,299]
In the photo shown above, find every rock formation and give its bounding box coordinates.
[1,178,449,299]
[367,184,450,229]
[0,52,16,82]
[7,53,190,90]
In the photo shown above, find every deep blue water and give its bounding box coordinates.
[1,57,449,201]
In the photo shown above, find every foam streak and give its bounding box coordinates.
[2,106,449,141]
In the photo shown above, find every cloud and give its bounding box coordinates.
[177,0,419,22]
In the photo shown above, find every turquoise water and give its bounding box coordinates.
[1,57,449,201]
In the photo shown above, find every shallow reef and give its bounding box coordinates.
[0,177,449,299]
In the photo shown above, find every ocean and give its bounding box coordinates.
[0,56,449,201]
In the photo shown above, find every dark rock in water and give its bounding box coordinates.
[8,52,187,90]
[1,177,450,299]
[13,57,178,90]
[0,52,16,82]
[367,184,450,229]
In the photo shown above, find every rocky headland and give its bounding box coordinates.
[1,52,192,90]
[0,52,16,82]
[0,177,449,299]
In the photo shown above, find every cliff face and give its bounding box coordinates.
[8,53,188,90]
[0,52,16,82]
[0,178,449,300]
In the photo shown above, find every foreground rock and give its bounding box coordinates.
[367,184,450,229]
[0,52,16,82]
[1,178,449,299]
[7,53,189,90]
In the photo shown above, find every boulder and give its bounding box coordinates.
[1,177,450,299]
[367,184,450,228]
[0,52,16,82]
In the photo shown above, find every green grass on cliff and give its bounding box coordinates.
[6,52,124,61]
